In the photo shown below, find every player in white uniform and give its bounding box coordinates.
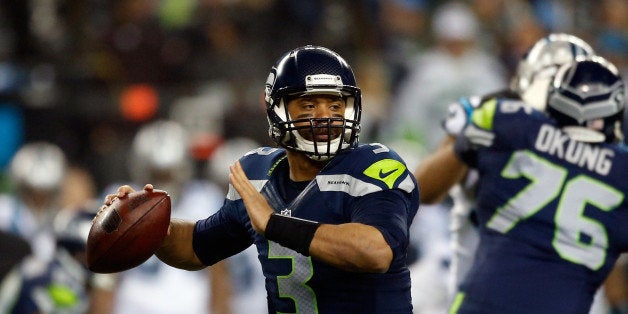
[110,120,232,314]
[207,137,268,314]
[0,142,68,263]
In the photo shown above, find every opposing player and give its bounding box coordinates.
[103,46,420,313]
[0,142,68,263]
[414,33,595,301]
[206,137,268,314]
[443,56,627,313]
[109,120,232,314]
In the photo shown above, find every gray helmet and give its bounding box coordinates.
[53,202,97,254]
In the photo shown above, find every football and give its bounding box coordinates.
[86,189,171,273]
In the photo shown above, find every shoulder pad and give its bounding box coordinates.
[238,147,286,180]
[471,98,498,131]
[323,144,416,193]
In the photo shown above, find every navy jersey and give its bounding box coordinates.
[452,99,628,313]
[0,252,90,314]
[193,144,419,313]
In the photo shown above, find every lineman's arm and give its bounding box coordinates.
[414,135,468,204]
[414,96,478,204]
[604,255,628,313]
[208,261,232,314]
[229,161,392,273]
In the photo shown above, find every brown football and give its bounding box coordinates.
[86,189,171,273]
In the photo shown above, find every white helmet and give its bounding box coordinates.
[129,120,192,187]
[511,33,595,111]
[207,137,260,188]
[9,142,67,191]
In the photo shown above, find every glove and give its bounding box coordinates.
[442,96,480,136]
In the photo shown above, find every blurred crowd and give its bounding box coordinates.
[0,0,626,189]
[0,0,626,313]
[0,0,623,189]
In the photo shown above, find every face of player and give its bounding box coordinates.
[287,95,346,142]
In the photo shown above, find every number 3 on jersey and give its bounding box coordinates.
[487,150,623,270]
[269,241,318,313]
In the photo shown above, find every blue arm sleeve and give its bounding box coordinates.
[192,203,254,266]
[350,189,413,270]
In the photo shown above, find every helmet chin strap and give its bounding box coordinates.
[293,129,343,161]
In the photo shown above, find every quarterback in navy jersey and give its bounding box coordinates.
[103,46,419,313]
[197,144,417,313]
[443,57,628,314]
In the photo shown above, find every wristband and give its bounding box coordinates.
[265,213,321,256]
[454,134,478,168]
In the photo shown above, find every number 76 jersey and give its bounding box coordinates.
[453,99,628,314]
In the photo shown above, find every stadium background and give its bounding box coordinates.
[0,1,626,312]
[0,0,625,192]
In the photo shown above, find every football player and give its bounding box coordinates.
[0,203,101,313]
[444,56,627,313]
[104,46,420,313]
[414,33,596,302]
[0,142,68,263]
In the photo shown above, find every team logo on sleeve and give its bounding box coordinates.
[363,159,406,189]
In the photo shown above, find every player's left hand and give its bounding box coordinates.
[229,160,273,235]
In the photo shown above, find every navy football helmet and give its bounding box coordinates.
[547,56,625,143]
[264,46,361,160]
[54,202,97,254]
[511,33,595,111]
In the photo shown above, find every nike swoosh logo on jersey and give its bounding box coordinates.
[379,168,398,178]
